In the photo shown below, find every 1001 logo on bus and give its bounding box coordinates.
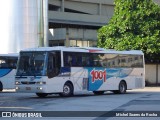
[90,69,106,83]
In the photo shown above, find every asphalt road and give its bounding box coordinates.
[0,87,160,120]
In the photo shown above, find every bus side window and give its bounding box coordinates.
[77,56,82,66]
[8,59,17,69]
[68,55,72,66]
[72,55,77,66]
[0,58,8,68]
[64,54,68,66]
[64,53,72,67]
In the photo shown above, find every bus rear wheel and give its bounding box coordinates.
[113,81,127,94]
[0,82,3,92]
[59,82,73,97]
[93,91,105,95]
[36,93,48,98]
[119,81,127,94]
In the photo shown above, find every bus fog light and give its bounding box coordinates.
[37,87,43,90]
[16,87,20,90]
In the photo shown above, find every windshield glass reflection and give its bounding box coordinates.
[16,52,46,76]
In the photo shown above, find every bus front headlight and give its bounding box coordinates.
[15,81,21,85]
[37,87,43,90]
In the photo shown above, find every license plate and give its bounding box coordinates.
[26,87,31,90]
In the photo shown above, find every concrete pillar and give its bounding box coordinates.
[43,0,49,47]
[99,3,102,15]
[65,28,70,47]
[61,0,65,12]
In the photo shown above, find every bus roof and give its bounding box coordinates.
[20,46,144,55]
[0,53,19,57]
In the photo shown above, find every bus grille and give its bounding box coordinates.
[21,82,36,84]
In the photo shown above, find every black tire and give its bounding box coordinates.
[112,90,119,94]
[59,82,73,97]
[0,82,3,92]
[93,91,105,95]
[118,81,127,94]
[36,93,48,98]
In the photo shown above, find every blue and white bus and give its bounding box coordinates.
[15,47,145,97]
[0,54,18,91]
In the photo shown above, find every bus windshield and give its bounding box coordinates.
[16,52,47,76]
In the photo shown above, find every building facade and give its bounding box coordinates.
[48,0,114,47]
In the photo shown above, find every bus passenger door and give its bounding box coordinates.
[47,52,59,78]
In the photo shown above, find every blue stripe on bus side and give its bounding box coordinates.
[59,67,71,76]
[0,69,12,78]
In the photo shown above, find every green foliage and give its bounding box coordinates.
[98,0,160,63]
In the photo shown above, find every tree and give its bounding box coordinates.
[98,0,160,63]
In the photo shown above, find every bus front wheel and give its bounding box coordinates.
[36,93,48,98]
[59,82,73,97]
[0,82,3,92]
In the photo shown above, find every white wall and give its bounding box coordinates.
[153,0,160,5]
[145,64,160,85]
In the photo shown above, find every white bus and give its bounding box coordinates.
[0,54,18,91]
[15,47,145,97]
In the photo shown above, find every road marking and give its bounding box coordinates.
[0,107,33,109]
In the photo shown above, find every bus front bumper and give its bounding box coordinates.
[15,85,48,93]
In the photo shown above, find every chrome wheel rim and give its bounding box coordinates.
[120,84,125,93]
[63,85,70,94]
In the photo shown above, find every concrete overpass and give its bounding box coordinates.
[48,0,114,47]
